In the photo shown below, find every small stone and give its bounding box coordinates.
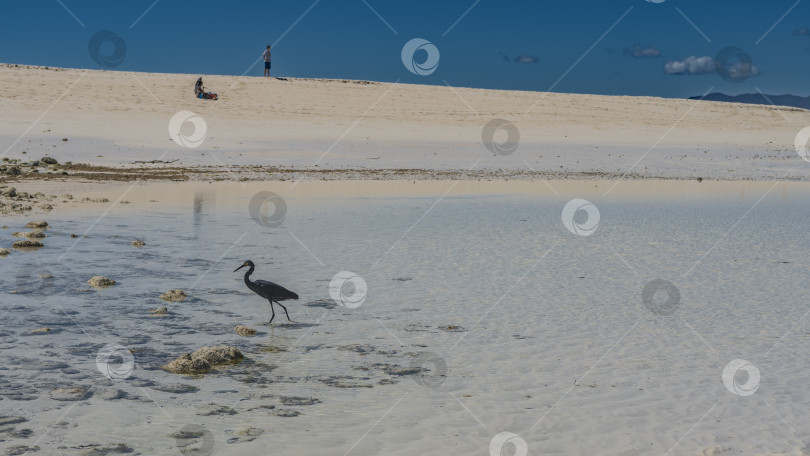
[159,289,186,302]
[40,157,57,165]
[0,249,10,257]
[87,276,116,288]
[150,307,168,316]
[1,187,16,197]
[235,325,256,336]
[439,325,465,332]
[131,240,145,248]
[30,328,50,334]
[25,221,48,228]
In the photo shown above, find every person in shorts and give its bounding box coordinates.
[263,46,272,77]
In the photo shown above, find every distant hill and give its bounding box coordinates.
[690,93,810,110]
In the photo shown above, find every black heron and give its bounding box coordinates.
[234,260,299,323]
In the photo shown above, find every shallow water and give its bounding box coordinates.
[1,180,808,455]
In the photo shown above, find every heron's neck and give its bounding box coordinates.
[243,266,255,283]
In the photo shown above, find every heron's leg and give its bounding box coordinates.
[276,301,291,321]
[268,299,276,324]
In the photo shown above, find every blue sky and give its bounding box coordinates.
[2,0,810,98]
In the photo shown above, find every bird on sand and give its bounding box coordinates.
[234,260,299,323]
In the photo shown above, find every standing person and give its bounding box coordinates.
[262,45,272,77]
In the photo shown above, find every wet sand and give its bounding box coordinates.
[3,178,810,217]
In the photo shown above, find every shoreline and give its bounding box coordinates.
[2,177,807,218]
[1,161,807,184]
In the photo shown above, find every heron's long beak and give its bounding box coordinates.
[234,264,246,273]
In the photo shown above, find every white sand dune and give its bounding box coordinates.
[2,63,809,180]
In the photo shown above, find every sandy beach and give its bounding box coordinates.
[2,63,809,456]
[2,63,809,184]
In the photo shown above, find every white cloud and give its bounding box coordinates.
[664,56,715,75]
[664,55,760,78]
[624,45,660,59]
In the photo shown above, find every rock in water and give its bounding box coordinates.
[131,240,145,248]
[162,353,211,374]
[163,346,244,375]
[150,307,168,316]
[235,325,257,336]
[12,230,46,239]
[0,248,10,257]
[87,276,116,288]
[12,240,43,250]
[160,289,186,302]
[25,220,48,228]
[40,157,58,165]
[192,346,244,364]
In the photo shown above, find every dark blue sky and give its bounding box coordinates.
[2,0,809,98]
